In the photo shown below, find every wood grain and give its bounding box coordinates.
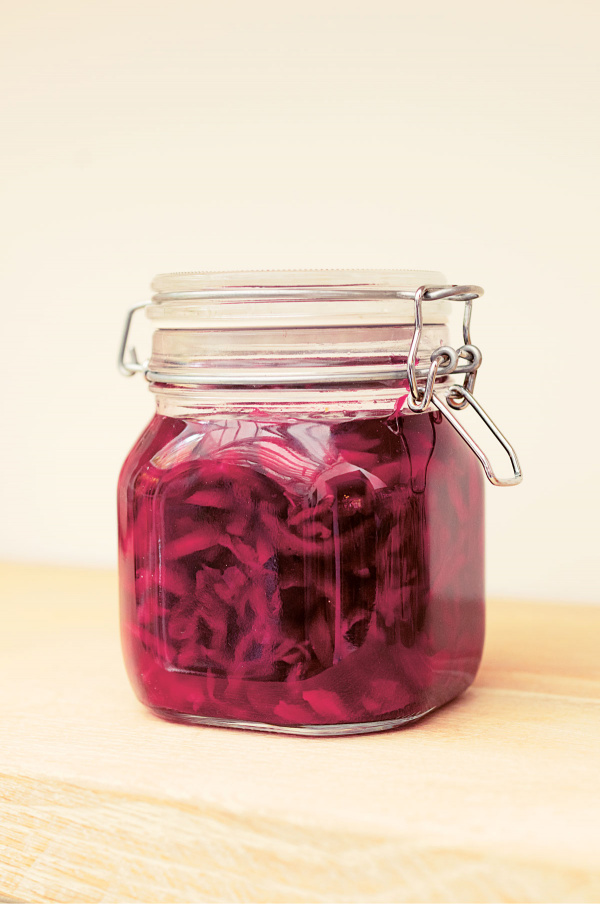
[1,563,599,903]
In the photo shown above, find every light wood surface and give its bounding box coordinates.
[1,563,599,903]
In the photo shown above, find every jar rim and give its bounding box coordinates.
[151,268,447,293]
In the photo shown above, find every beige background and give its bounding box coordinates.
[1,0,598,603]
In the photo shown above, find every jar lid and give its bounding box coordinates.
[121,274,523,486]
[148,269,450,328]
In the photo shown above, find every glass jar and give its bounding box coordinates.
[117,270,521,735]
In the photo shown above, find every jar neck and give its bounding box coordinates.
[152,381,460,421]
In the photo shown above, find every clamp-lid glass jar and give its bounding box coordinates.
[117,270,521,735]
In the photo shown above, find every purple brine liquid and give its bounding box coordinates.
[118,409,484,732]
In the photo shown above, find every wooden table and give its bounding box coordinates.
[1,563,599,903]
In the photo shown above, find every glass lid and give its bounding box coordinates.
[148,269,451,328]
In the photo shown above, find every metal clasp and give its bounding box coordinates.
[406,284,522,487]
[118,303,150,376]
[406,284,483,412]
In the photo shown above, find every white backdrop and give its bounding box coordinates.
[1,0,598,602]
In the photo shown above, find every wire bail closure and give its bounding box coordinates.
[117,283,522,487]
[406,284,521,487]
[118,302,150,376]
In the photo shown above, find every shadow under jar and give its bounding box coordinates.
[117,270,521,735]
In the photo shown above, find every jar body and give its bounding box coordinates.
[118,403,485,734]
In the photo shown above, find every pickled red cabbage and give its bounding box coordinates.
[118,409,484,731]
